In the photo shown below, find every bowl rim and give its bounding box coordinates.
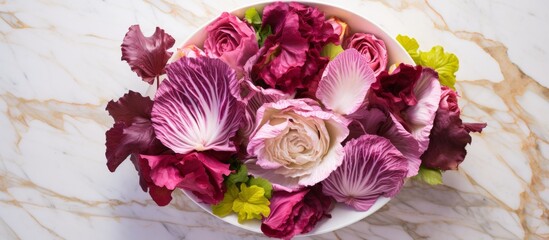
[159,0,414,237]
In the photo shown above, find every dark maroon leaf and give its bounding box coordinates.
[420,87,487,170]
[121,25,175,84]
[106,90,153,124]
[105,91,168,172]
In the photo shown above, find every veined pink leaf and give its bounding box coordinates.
[322,134,408,211]
[316,49,375,115]
[151,57,244,154]
[348,108,422,177]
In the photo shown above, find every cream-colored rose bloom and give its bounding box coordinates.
[246,98,349,191]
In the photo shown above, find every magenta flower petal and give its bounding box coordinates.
[121,25,175,84]
[151,57,244,154]
[316,49,376,115]
[322,134,408,211]
[139,152,232,205]
[261,185,333,239]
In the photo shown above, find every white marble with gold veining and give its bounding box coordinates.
[1,0,548,239]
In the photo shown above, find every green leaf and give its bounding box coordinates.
[396,34,421,63]
[225,164,249,187]
[413,166,443,185]
[232,185,270,223]
[212,184,239,217]
[257,25,272,47]
[245,7,262,26]
[396,34,460,89]
[320,43,344,60]
[247,177,273,199]
[419,46,459,89]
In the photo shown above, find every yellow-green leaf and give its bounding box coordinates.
[419,46,459,89]
[248,177,273,199]
[396,35,460,89]
[212,184,239,217]
[244,7,261,26]
[321,43,344,60]
[413,166,443,185]
[396,34,420,63]
[232,185,270,223]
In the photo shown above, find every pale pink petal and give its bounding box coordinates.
[151,57,243,154]
[245,159,302,191]
[298,116,348,186]
[248,120,289,169]
[405,68,441,153]
[316,49,376,115]
[239,83,291,145]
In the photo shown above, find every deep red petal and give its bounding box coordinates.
[148,185,173,206]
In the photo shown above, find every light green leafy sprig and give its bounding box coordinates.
[248,176,273,199]
[212,184,239,217]
[413,166,443,185]
[212,163,273,223]
[244,7,272,47]
[232,184,271,223]
[225,164,249,187]
[396,35,460,89]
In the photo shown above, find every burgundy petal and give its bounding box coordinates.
[121,25,175,84]
[105,91,167,172]
[420,87,487,170]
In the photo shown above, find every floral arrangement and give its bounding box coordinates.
[105,2,486,239]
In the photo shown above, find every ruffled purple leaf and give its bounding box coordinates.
[121,25,175,84]
[348,107,422,177]
[322,134,408,211]
[369,64,441,153]
[151,57,244,154]
[316,49,376,115]
[105,91,167,172]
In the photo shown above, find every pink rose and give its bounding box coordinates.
[138,152,232,205]
[345,33,388,76]
[204,12,258,74]
[261,185,333,240]
[246,99,349,191]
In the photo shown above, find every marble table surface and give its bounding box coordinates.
[1,0,548,239]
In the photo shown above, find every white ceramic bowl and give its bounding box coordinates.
[158,0,413,237]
